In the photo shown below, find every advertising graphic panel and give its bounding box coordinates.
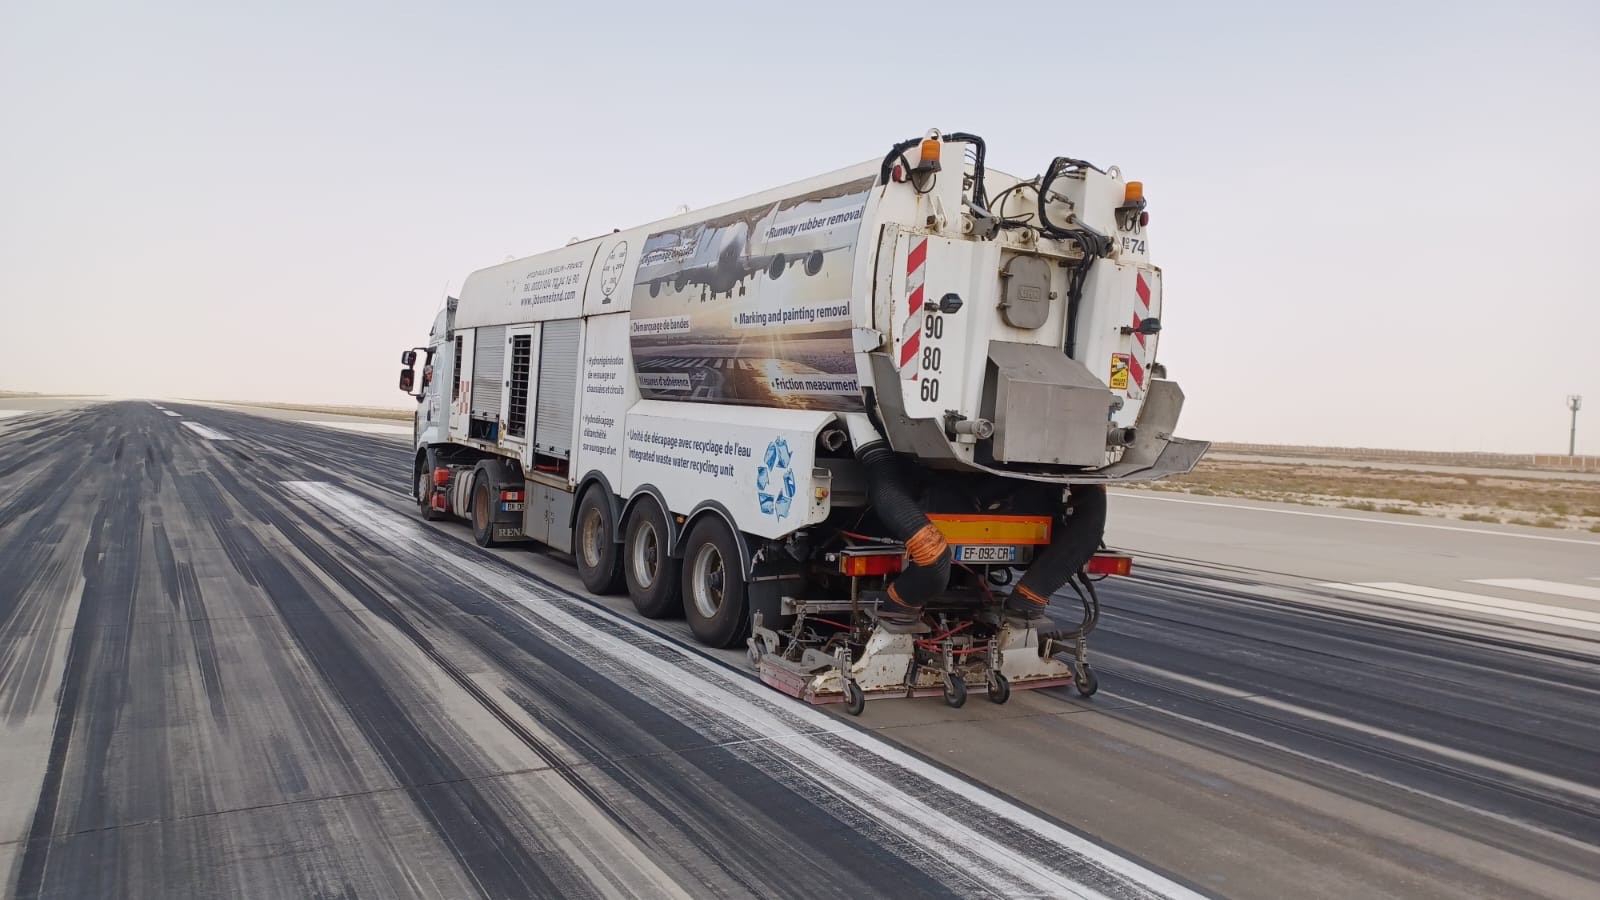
[629,176,875,411]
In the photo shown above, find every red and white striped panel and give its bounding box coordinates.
[1128,272,1152,392]
[898,237,927,381]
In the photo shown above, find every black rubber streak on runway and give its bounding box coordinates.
[0,404,974,899]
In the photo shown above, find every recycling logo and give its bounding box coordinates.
[756,437,796,520]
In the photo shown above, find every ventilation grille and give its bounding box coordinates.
[506,334,532,438]
[452,335,463,401]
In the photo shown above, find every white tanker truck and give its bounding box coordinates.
[398,130,1206,714]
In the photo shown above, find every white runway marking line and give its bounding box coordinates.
[1468,578,1600,603]
[1315,582,1600,634]
[1118,492,1600,547]
[162,410,182,417]
[283,480,1198,900]
[1103,657,1600,804]
[297,420,412,435]
[180,421,233,441]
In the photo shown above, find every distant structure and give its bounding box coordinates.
[1569,394,1583,456]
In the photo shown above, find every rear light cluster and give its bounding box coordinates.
[1086,553,1133,576]
[836,548,1133,577]
[500,490,524,502]
[838,551,904,577]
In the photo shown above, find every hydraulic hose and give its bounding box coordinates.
[1010,485,1107,611]
[857,441,950,615]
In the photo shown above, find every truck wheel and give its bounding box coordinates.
[416,467,444,521]
[575,486,624,595]
[624,500,680,618]
[471,477,499,547]
[681,517,748,648]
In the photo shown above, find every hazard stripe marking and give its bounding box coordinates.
[901,237,928,379]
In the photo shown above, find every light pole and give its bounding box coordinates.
[1569,395,1583,456]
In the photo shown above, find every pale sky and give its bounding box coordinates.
[2,0,1595,453]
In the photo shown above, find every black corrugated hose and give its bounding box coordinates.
[857,442,951,616]
[1009,485,1107,622]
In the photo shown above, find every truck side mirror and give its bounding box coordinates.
[401,350,418,366]
[399,368,415,392]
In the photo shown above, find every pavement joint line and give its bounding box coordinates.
[1318,583,1600,635]
[1115,491,1600,546]
[1095,690,1600,858]
[861,701,1145,734]
[1101,657,1600,804]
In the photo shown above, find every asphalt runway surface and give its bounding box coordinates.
[1,400,1597,899]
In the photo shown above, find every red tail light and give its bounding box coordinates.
[500,490,523,502]
[1087,553,1133,576]
[432,468,451,486]
[839,551,904,577]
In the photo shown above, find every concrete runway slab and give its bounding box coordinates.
[2,401,1596,899]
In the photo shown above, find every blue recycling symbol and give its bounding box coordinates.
[756,437,796,519]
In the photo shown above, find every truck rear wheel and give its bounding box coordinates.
[624,500,680,618]
[471,477,500,547]
[575,486,624,595]
[681,517,748,648]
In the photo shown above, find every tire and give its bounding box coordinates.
[986,672,1011,705]
[624,499,680,618]
[944,674,968,708]
[843,681,865,716]
[416,458,444,521]
[680,517,748,648]
[1076,663,1099,698]
[471,476,499,547]
[574,486,624,595]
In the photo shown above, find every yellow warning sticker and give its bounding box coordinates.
[1109,354,1131,390]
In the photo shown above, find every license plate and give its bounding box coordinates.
[955,545,1018,563]
[500,502,525,512]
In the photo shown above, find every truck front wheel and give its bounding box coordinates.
[624,500,681,618]
[681,517,748,648]
[419,454,444,518]
[575,486,624,595]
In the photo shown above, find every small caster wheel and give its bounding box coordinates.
[747,637,765,670]
[843,681,865,716]
[1075,663,1099,698]
[986,672,1010,705]
[943,674,968,708]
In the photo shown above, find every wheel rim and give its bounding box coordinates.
[580,507,604,569]
[689,541,725,619]
[417,471,429,507]
[475,486,488,531]
[631,520,658,589]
